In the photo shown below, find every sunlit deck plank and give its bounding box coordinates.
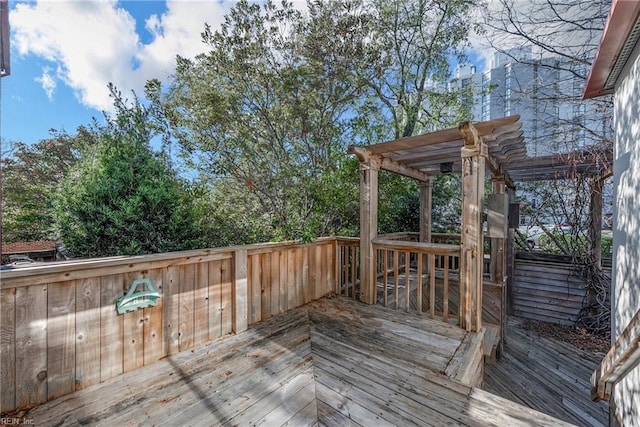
[21,296,573,426]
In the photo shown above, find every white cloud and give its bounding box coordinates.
[11,0,233,112]
[35,65,56,100]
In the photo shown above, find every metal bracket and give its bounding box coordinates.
[116,278,161,314]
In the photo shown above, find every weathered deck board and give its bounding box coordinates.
[21,297,572,426]
[484,317,609,426]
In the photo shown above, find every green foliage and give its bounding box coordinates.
[1,130,93,243]
[53,90,202,257]
[150,0,369,242]
[601,236,612,258]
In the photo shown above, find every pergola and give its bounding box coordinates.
[348,115,612,333]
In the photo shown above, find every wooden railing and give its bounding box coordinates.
[372,238,461,321]
[0,238,337,414]
[335,237,360,299]
[591,307,640,402]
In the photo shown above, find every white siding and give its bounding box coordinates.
[612,36,640,427]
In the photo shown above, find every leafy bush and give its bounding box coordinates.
[54,95,202,257]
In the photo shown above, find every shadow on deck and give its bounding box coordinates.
[24,297,570,426]
[484,317,609,426]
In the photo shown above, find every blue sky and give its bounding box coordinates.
[1,0,242,147]
[1,0,492,149]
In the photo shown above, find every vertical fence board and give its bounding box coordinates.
[295,248,303,307]
[179,264,195,352]
[261,253,272,321]
[393,252,399,309]
[15,285,48,407]
[404,251,410,312]
[430,255,436,317]
[443,256,450,321]
[250,255,262,325]
[75,277,101,390]
[143,268,164,365]
[123,273,144,373]
[1,288,16,413]
[100,275,123,382]
[270,251,280,317]
[416,254,423,314]
[287,250,296,310]
[194,262,209,347]
[314,245,322,300]
[220,258,233,336]
[163,266,180,356]
[47,280,76,400]
[279,250,288,313]
[208,260,223,340]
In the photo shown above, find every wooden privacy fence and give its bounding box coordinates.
[0,238,337,414]
[513,253,611,326]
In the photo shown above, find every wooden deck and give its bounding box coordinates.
[484,317,609,426]
[22,297,569,426]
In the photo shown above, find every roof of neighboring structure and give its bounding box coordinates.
[584,0,640,98]
[2,240,57,254]
[348,115,612,185]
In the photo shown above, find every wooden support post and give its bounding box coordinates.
[232,249,248,334]
[489,177,506,285]
[358,159,379,304]
[420,178,433,244]
[459,122,485,332]
[489,175,508,354]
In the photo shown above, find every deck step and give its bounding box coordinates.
[483,324,500,365]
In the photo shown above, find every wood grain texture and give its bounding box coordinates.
[143,268,164,365]
[220,258,233,336]
[123,273,144,373]
[193,261,209,346]
[163,265,180,356]
[100,275,123,382]
[15,284,48,408]
[208,259,222,340]
[1,288,16,413]
[47,280,76,400]
[22,297,571,426]
[75,277,101,390]
[178,264,195,352]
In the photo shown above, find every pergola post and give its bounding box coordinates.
[358,159,379,305]
[489,176,506,285]
[459,122,486,332]
[419,178,433,244]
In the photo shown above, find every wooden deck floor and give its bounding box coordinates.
[484,317,609,426]
[23,297,570,426]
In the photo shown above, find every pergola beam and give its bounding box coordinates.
[348,146,431,182]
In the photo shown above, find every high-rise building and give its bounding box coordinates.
[451,46,611,157]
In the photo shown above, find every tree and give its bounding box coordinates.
[150,0,367,242]
[359,0,481,141]
[1,130,93,243]
[53,89,202,257]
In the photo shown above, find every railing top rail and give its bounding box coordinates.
[1,237,337,289]
[591,306,640,401]
[372,238,460,255]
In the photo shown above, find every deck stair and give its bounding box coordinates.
[482,324,501,365]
